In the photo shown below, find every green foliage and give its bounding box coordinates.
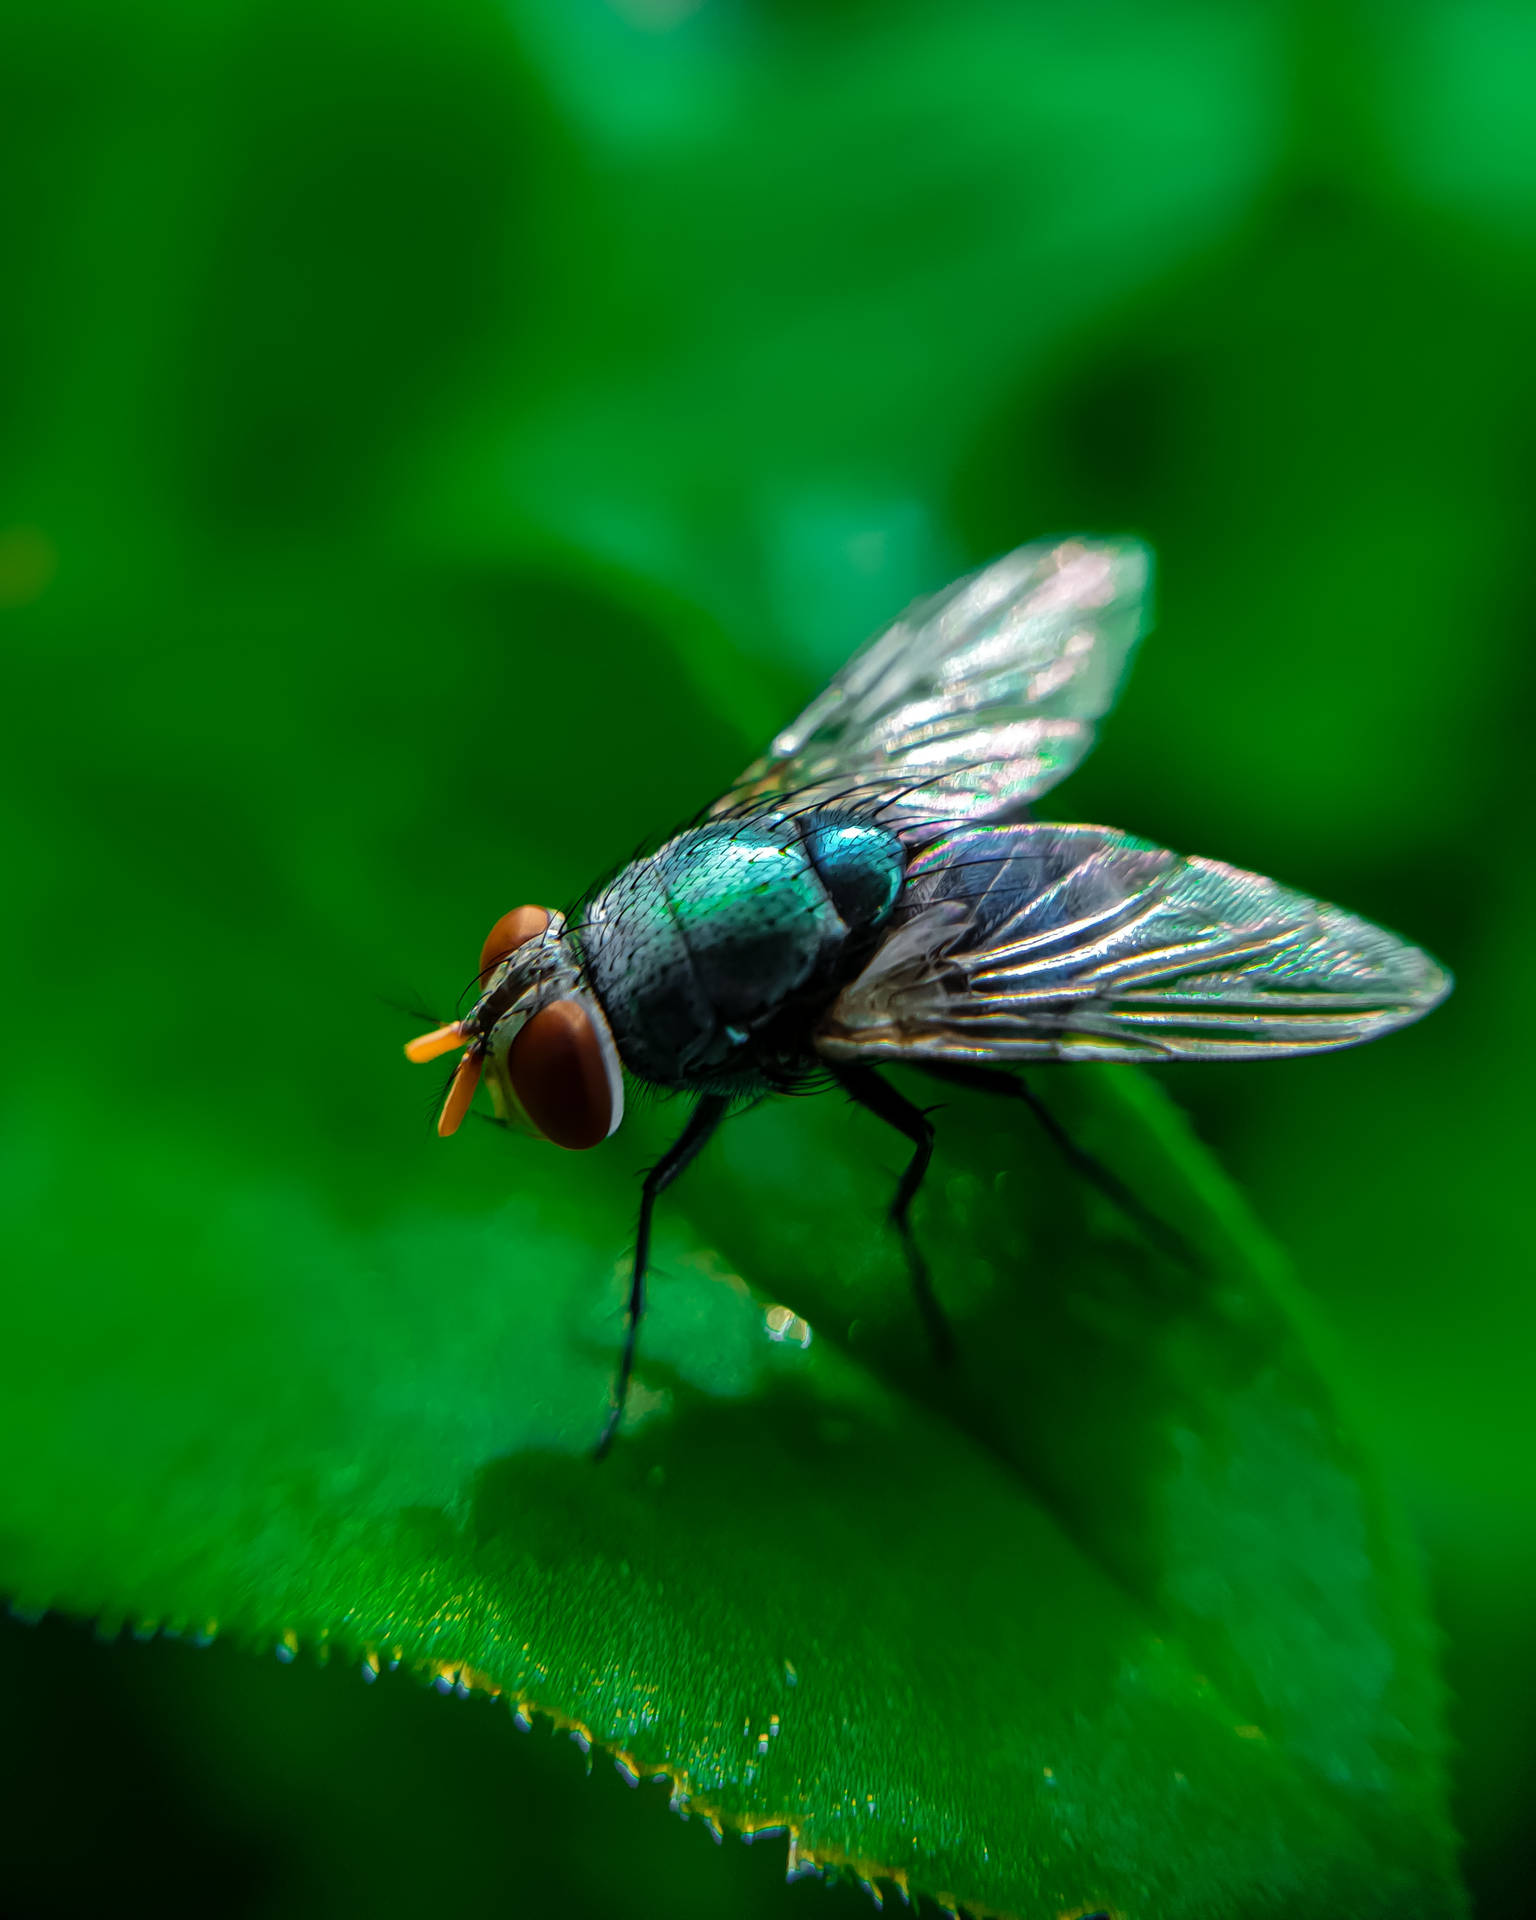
[4,0,1533,1914]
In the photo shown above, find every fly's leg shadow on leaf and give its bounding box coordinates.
[918,1061,1197,1273]
[596,1093,730,1460]
[833,1064,957,1365]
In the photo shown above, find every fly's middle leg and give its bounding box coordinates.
[834,1065,955,1365]
[595,1092,730,1459]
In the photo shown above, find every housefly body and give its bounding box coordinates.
[405,537,1451,1453]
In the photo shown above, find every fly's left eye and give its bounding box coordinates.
[480,905,550,982]
[508,998,624,1151]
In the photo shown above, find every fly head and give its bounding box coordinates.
[405,904,625,1151]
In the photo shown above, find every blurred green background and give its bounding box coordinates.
[2,0,1532,1914]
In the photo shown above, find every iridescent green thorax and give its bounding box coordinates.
[574,808,906,1091]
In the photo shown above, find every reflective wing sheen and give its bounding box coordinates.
[816,826,1452,1063]
[718,537,1151,839]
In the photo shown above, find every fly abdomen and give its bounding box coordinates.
[576,808,906,1088]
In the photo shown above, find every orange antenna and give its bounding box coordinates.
[437,1050,483,1137]
[404,1022,468,1065]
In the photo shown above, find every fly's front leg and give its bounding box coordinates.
[834,1065,954,1365]
[595,1093,731,1459]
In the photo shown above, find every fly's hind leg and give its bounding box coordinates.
[918,1061,1195,1272]
[834,1065,955,1365]
[595,1093,731,1460]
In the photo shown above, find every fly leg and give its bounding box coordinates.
[918,1062,1195,1271]
[834,1065,955,1365]
[595,1093,731,1460]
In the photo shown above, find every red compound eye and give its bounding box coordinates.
[479,904,550,982]
[508,998,622,1151]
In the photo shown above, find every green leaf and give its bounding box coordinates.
[1,921,1461,1918]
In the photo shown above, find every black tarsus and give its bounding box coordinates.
[917,1061,1196,1271]
[595,1093,732,1459]
[833,1065,955,1365]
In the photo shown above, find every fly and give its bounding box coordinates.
[405,536,1451,1453]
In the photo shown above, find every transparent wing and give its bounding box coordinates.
[716,536,1152,840]
[816,825,1452,1063]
